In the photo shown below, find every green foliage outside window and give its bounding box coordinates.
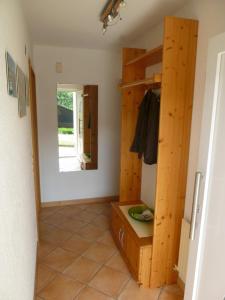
[58,128,74,135]
[57,91,73,110]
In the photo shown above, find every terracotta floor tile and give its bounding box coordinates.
[64,256,101,283]
[85,203,109,214]
[42,212,70,226]
[160,293,183,300]
[77,211,98,222]
[61,234,92,255]
[76,286,113,300]
[39,207,61,221]
[160,285,184,300]
[38,240,57,259]
[106,252,129,274]
[89,266,129,297]
[76,204,89,210]
[39,222,56,235]
[101,206,112,217]
[91,215,110,230]
[58,218,88,233]
[164,285,184,296]
[36,264,56,293]
[83,242,115,263]
[38,274,84,300]
[41,227,73,245]
[78,224,105,241]
[98,230,115,247]
[41,247,78,272]
[118,278,160,300]
[58,205,83,218]
[36,203,182,300]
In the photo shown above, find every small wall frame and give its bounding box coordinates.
[5,51,17,97]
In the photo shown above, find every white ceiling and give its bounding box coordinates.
[21,0,188,50]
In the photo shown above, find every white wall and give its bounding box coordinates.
[141,164,157,209]
[141,63,161,209]
[33,45,121,202]
[0,0,37,299]
[132,0,225,219]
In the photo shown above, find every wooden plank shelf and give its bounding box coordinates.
[125,45,163,68]
[120,73,162,89]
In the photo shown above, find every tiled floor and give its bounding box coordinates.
[36,203,183,300]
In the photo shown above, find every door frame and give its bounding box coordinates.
[29,60,41,239]
[185,32,225,300]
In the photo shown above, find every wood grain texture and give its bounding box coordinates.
[120,73,162,89]
[139,245,152,287]
[83,85,98,170]
[125,45,163,68]
[29,62,41,240]
[150,16,198,287]
[33,241,39,300]
[119,48,146,203]
[111,203,152,286]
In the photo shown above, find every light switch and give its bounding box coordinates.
[56,62,63,73]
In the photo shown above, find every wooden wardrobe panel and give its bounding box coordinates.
[83,85,98,169]
[150,17,198,287]
[120,48,146,203]
[29,62,41,240]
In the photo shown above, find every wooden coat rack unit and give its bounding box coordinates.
[111,16,198,288]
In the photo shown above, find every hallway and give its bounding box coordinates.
[36,202,183,300]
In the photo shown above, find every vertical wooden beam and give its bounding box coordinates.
[29,61,41,240]
[119,48,146,203]
[83,85,98,169]
[150,17,198,287]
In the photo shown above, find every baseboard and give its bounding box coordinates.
[33,240,38,300]
[177,276,185,292]
[41,195,119,208]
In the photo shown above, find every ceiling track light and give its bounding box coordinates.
[100,0,127,34]
[120,0,126,7]
[102,22,108,34]
[108,14,113,22]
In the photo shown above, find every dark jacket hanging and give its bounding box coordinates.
[130,90,160,165]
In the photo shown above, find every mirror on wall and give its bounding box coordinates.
[57,84,98,172]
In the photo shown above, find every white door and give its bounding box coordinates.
[185,32,225,300]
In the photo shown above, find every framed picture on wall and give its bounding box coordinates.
[5,51,17,97]
[16,66,26,117]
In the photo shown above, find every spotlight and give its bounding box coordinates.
[120,0,126,7]
[108,14,113,22]
[100,0,127,34]
[102,23,108,34]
